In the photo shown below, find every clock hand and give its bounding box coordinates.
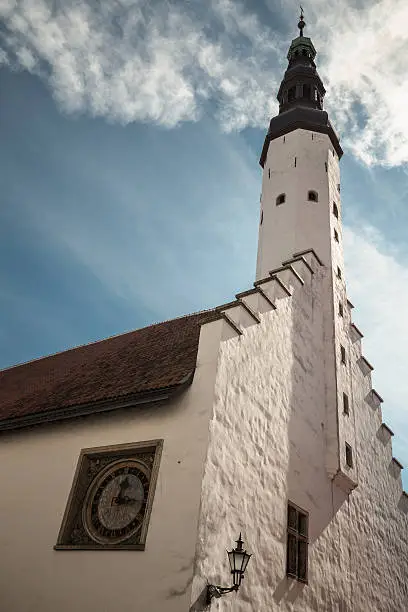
[111,477,130,506]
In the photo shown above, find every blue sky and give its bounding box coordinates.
[1,0,408,485]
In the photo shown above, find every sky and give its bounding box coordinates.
[1,0,408,486]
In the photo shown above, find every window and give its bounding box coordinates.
[294,156,297,167]
[337,183,341,193]
[345,443,353,468]
[303,84,311,99]
[337,266,342,279]
[260,210,263,225]
[288,87,296,102]
[308,190,318,202]
[325,162,328,172]
[333,202,339,218]
[343,392,349,415]
[334,229,339,242]
[268,168,270,179]
[339,301,343,317]
[276,193,286,206]
[286,503,308,583]
[341,345,346,364]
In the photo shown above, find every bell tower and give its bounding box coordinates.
[256,10,343,280]
[256,13,357,490]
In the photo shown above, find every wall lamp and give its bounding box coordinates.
[206,533,252,605]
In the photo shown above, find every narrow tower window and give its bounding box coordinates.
[343,393,349,415]
[333,202,339,218]
[303,84,311,99]
[334,229,339,242]
[339,301,344,317]
[308,190,318,202]
[337,266,342,279]
[325,162,328,172]
[260,211,263,225]
[294,157,297,168]
[276,193,286,206]
[340,345,346,364]
[286,503,308,583]
[288,87,296,102]
[345,443,353,468]
[268,168,271,179]
[337,183,341,193]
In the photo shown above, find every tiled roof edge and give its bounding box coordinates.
[0,308,217,374]
[0,375,194,433]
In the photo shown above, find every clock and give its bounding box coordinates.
[55,440,163,550]
[82,459,150,545]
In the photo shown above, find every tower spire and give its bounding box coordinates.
[259,15,343,169]
[298,6,305,36]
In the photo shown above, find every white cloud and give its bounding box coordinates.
[2,0,408,164]
[2,0,408,166]
[344,222,408,470]
[0,0,280,129]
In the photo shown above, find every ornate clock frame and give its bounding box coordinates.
[54,439,163,550]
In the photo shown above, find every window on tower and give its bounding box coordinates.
[345,443,353,468]
[333,202,339,218]
[303,84,311,99]
[288,87,296,102]
[343,392,349,415]
[276,193,286,206]
[286,502,308,583]
[308,190,318,202]
[334,229,339,242]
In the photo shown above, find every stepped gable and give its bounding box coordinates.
[0,310,219,428]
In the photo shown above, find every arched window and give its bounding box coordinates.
[308,190,318,202]
[276,193,286,206]
[333,202,339,218]
[288,87,296,102]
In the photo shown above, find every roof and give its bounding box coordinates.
[0,310,219,430]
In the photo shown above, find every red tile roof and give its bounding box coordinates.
[0,310,218,429]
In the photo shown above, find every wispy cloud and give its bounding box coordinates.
[1,0,408,166]
[0,0,280,128]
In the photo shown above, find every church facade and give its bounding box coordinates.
[1,16,408,612]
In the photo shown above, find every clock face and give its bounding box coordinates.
[82,459,150,545]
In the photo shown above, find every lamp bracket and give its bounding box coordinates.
[206,584,238,604]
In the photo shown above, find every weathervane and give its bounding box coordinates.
[298,5,306,36]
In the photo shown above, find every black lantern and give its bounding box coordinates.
[207,534,252,604]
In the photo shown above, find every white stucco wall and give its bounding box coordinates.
[0,318,229,612]
[191,255,408,611]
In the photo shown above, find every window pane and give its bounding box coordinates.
[287,534,297,576]
[298,513,308,537]
[288,505,297,530]
[298,540,308,581]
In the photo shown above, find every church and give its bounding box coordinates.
[1,14,408,612]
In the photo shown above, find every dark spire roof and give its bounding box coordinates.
[260,12,342,166]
